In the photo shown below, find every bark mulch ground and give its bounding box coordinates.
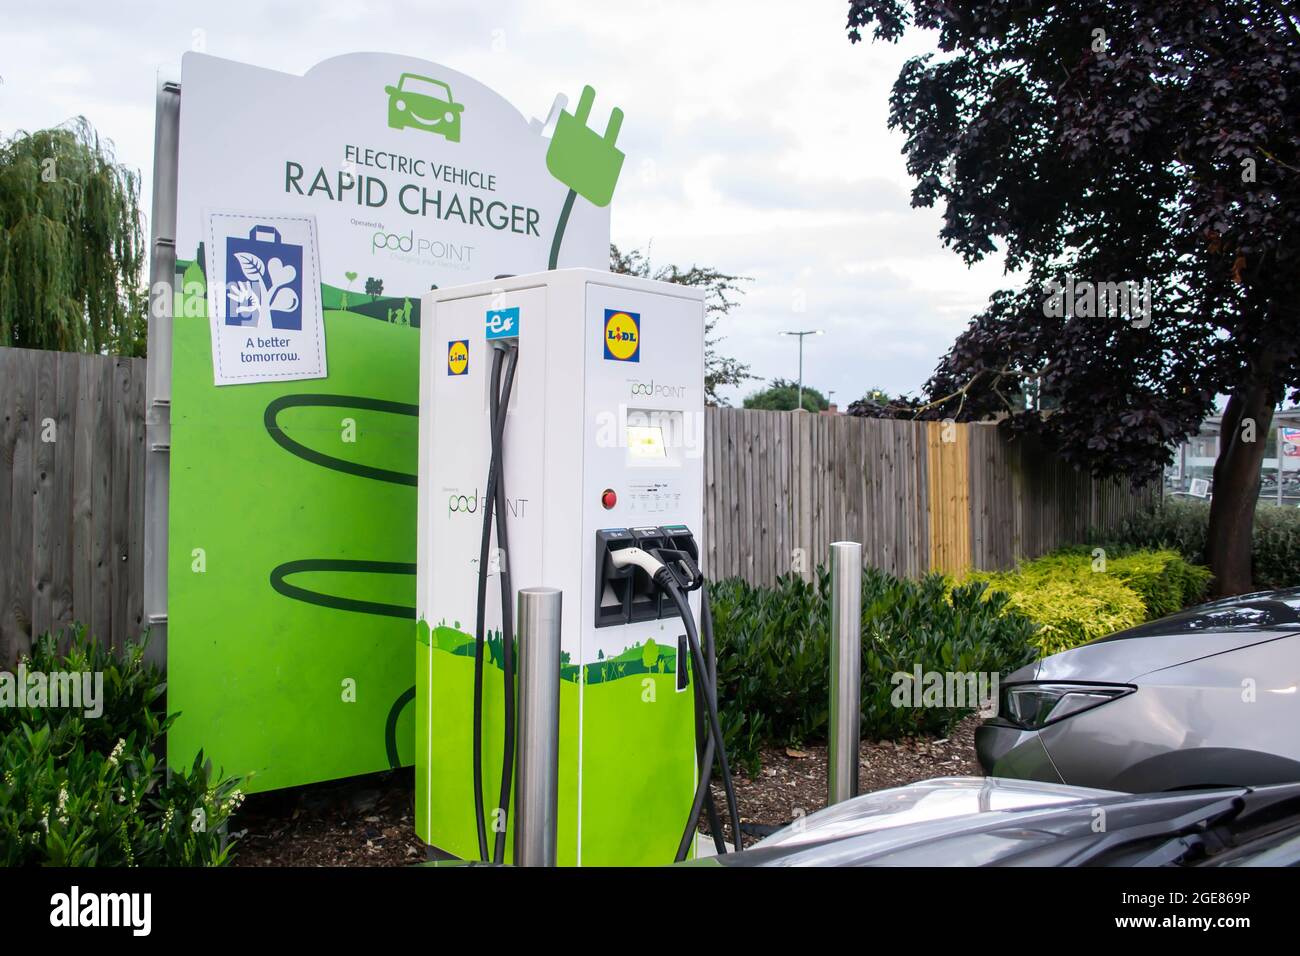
[704,713,982,849]
[231,769,424,867]
[230,714,982,865]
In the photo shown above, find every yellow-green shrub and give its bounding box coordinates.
[964,547,1212,656]
[967,562,1146,655]
[1107,549,1213,618]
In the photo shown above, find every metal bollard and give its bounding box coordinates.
[514,587,563,866]
[827,541,862,806]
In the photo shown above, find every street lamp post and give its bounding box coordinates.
[780,329,824,412]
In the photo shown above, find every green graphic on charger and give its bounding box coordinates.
[385,73,465,141]
[416,622,694,865]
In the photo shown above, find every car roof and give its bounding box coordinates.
[401,73,450,90]
[1092,587,1300,644]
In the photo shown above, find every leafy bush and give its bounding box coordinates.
[0,628,242,866]
[966,556,1147,656]
[709,567,1038,773]
[1107,499,1300,591]
[965,548,1213,655]
[1253,506,1300,591]
[1107,549,1213,618]
[860,572,1038,738]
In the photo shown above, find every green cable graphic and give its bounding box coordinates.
[548,189,576,270]
[264,394,419,486]
[385,685,417,770]
[264,393,419,767]
[269,558,417,619]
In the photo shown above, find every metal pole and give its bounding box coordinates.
[797,336,804,412]
[143,77,181,670]
[514,587,562,866]
[827,541,862,806]
[1278,425,1284,507]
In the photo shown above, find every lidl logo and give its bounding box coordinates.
[603,309,640,362]
[447,339,469,375]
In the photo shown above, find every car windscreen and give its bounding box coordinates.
[402,77,449,100]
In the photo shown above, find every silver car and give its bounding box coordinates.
[976,588,1300,791]
[704,776,1300,866]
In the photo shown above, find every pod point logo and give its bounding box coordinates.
[603,309,640,362]
[384,73,465,142]
[630,378,686,398]
[447,339,469,375]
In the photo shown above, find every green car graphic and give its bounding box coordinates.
[385,73,465,141]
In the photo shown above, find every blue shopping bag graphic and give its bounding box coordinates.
[224,225,304,330]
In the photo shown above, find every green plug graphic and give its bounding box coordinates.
[546,85,625,208]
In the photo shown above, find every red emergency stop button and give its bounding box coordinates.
[601,488,617,509]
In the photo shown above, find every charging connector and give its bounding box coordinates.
[608,545,667,581]
[608,543,702,600]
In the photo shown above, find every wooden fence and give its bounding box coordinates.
[0,348,146,664]
[702,407,1158,585]
[0,345,1156,662]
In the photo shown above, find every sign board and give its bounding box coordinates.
[203,211,327,384]
[1282,427,1300,458]
[167,52,614,791]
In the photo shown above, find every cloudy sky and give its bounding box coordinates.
[2,0,1013,405]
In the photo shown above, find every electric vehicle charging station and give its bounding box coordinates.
[416,267,738,865]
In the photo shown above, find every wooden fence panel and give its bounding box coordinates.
[702,408,1156,585]
[0,347,146,665]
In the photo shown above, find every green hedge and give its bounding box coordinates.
[1107,499,1300,591]
[709,567,1038,773]
[0,629,241,866]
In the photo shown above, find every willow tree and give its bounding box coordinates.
[0,117,147,356]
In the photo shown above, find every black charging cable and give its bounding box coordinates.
[489,342,518,866]
[652,564,742,858]
[472,342,519,863]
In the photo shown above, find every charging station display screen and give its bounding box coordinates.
[627,424,668,459]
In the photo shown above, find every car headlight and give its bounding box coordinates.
[1002,683,1135,730]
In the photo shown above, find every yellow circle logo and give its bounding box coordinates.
[447,339,469,375]
[603,310,640,362]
